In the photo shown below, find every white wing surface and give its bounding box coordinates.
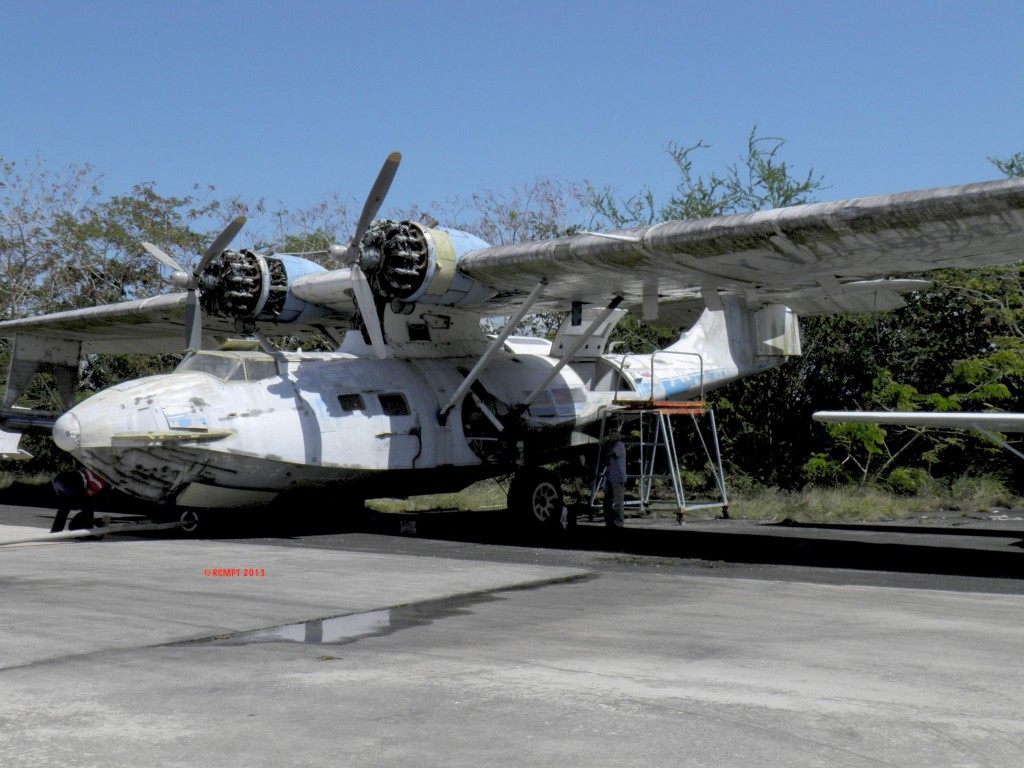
[0,293,351,353]
[813,411,1024,433]
[459,178,1024,315]
[1,178,1023,351]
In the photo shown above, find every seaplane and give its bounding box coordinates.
[2,152,1024,531]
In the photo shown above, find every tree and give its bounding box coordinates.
[0,158,102,319]
[413,177,595,338]
[591,127,825,228]
[801,154,1024,489]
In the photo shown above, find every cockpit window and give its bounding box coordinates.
[175,352,278,382]
[176,354,242,381]
[244,359,280,381]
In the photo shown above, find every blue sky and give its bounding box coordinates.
[3,0,1022,238]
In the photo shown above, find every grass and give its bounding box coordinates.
[366,472,1022,524]
[0,471,53,491]
[365,478,511,514]
[6,468,1017,525]
[726,475,1021,524]
[727,487,913,523]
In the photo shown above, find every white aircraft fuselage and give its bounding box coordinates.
[50,299,798,508]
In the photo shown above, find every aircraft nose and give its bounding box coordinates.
[53,412,82,452]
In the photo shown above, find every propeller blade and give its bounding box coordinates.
[184,290,202,351]
[142,242,186,274]
[196,216,247,277]
[350,264,388,359]
[351,152,401,247]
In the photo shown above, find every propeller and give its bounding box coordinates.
[322,152,401,359]
[328,151,401,266]
[142,216,247,351]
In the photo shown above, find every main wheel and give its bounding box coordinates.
[179,509,201,535]
[509,469,564,529]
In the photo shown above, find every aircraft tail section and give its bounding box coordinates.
[641,299,801,400]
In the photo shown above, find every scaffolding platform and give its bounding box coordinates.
[588,400,728,524]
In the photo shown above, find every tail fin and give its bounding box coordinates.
[665,298,801,391]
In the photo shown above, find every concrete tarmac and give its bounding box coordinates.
[2,509,1024,767]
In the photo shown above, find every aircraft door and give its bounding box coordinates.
[371,392,421,468]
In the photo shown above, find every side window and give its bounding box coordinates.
[244,359,279,381]
[378,393,410,417]
[338,393,366,412]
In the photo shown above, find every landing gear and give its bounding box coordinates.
[508,469,566,530]
[179,509,201,535]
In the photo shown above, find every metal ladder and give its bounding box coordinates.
[589,401,729,523]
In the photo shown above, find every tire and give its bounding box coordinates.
[179,509,201,535]
[509,469,564,529]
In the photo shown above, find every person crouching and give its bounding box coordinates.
[50,468,108,533]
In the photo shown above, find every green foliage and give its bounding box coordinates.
[591,127,824,228]
[423,177,592,246]
[607,314,680,354]
[802,453,844,486]
[948,473,1015,511]
[728,476,1019,523]
[989,152,1024,179]
[365,478,510,513]
[885,467,933,496]
[0,158,101,318]
[727,486,911,523]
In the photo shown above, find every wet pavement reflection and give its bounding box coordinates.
[177,591,500,647]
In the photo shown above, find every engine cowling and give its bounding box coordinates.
[357,220,496,307]
[198,249,330,325]
[286,221,498,317]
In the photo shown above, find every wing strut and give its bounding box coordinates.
[518,295,625,412]
[437,280,548,425]
[974,426,1024,462]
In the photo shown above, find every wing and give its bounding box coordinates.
[813,411,1024,433]
[458,178,1024,316]
[0,293,353,354]
[4,177,1024,355]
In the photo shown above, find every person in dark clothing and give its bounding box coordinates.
[603,429,627,528]
[50,468,107,533]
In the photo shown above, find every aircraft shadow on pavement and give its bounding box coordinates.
[153,502,1024,581]
[13,478,1020,580]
